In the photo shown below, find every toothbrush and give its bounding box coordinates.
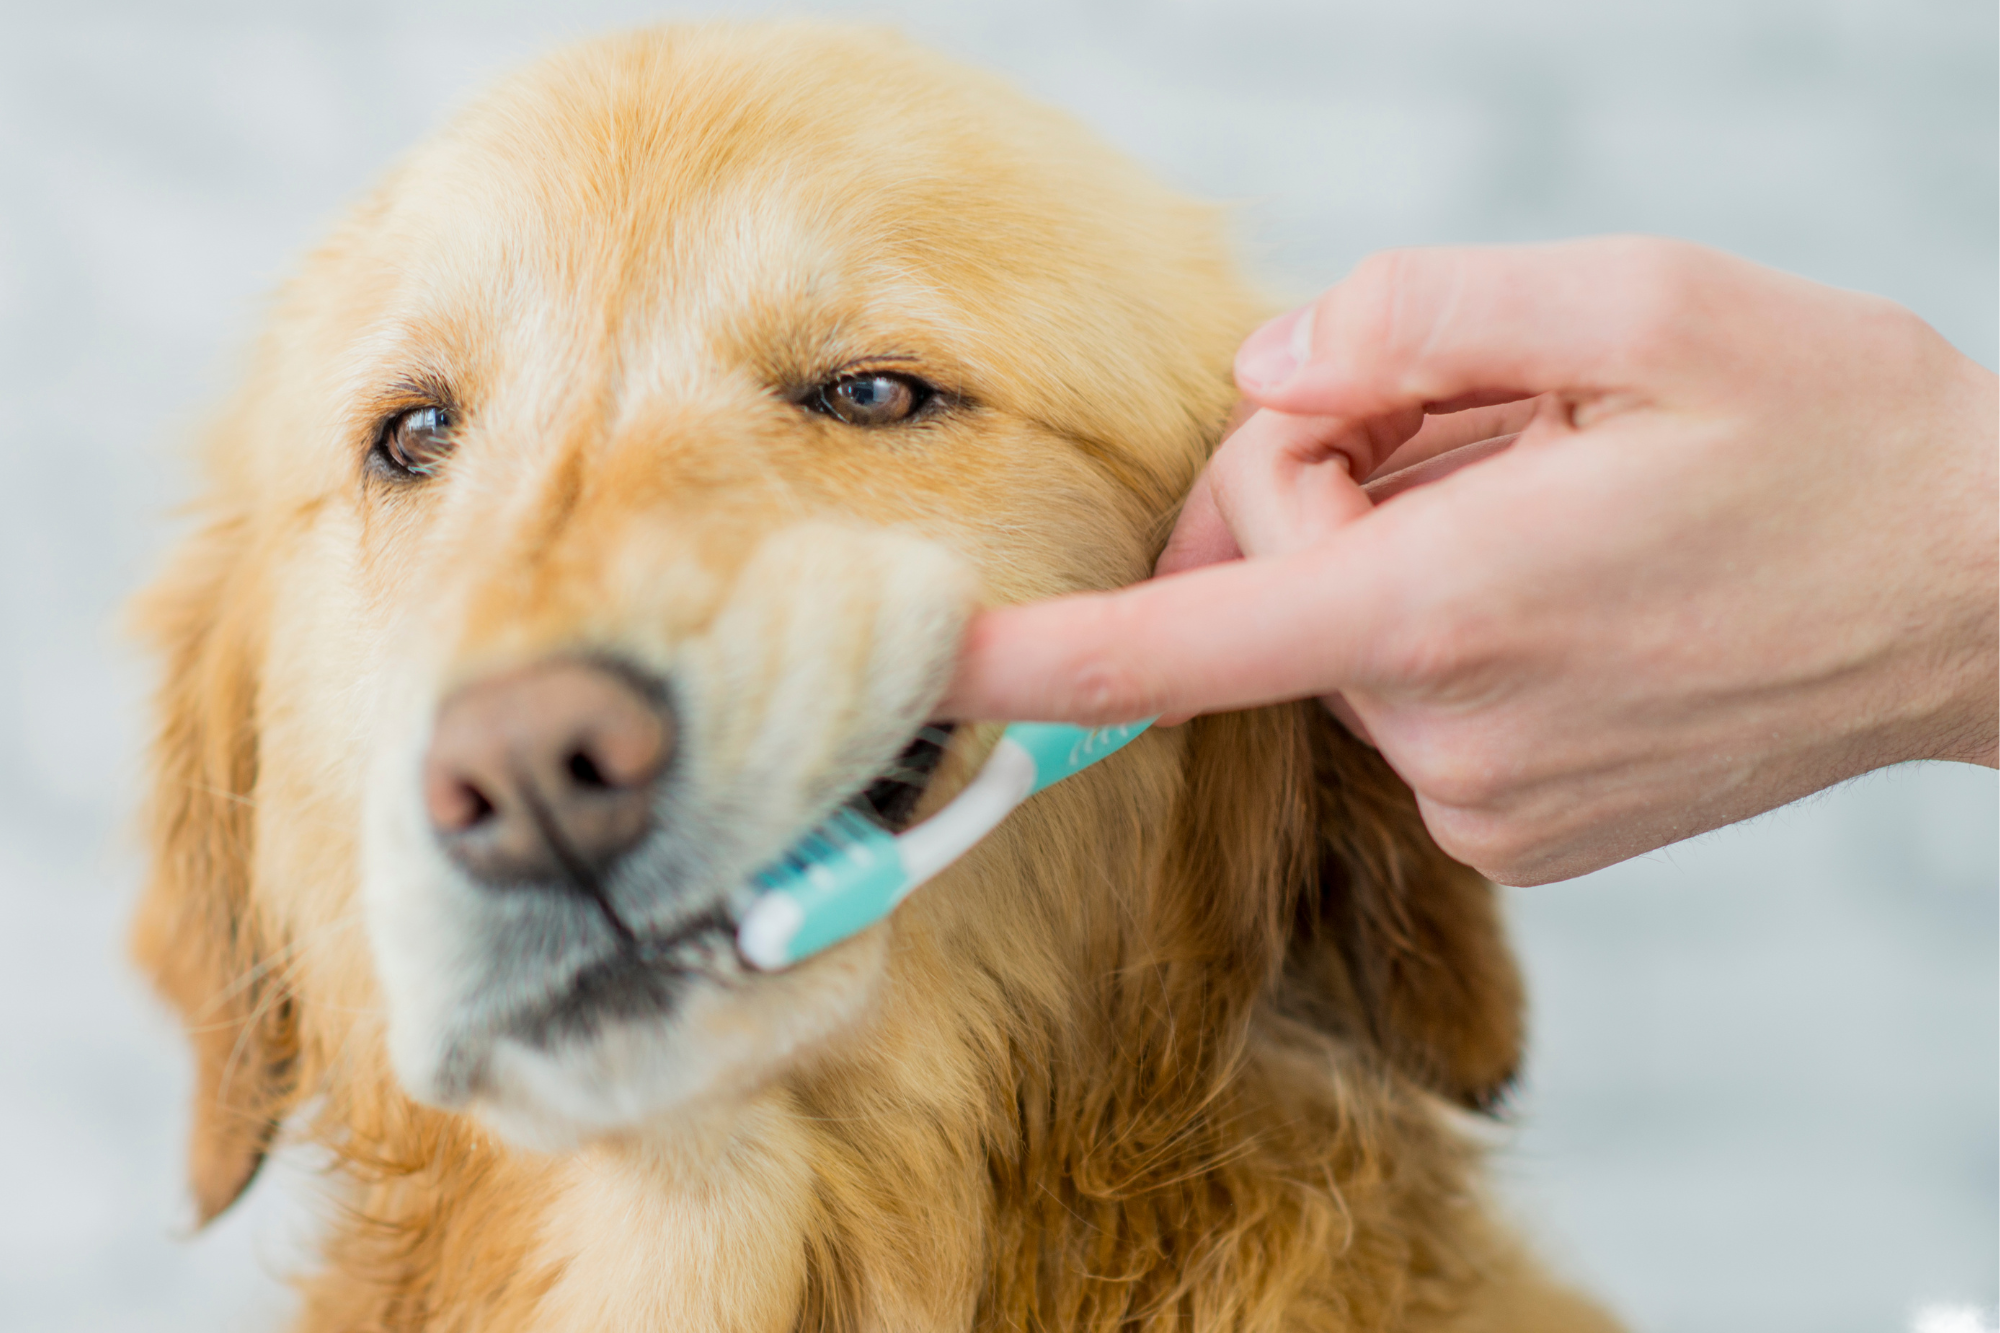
[734,720,1152,970]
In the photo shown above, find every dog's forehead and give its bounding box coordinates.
[372,31,1044,367]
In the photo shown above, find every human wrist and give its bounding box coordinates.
[1890,345,1998,768]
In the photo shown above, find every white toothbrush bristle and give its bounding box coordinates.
[738,892,805,970]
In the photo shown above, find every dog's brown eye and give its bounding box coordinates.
[377,405,455,478]
[812,373,933,427]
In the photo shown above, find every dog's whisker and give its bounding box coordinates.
[194,913,365,1022]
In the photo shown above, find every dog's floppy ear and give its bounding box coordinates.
[1283,707,1524,1111]
[129,505,299,1224]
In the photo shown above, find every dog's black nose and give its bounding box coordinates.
[423,660,672,887]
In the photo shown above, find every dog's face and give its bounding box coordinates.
[138,25,1252,1164]
[134,28,1526,1260]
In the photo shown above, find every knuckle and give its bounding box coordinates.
[1057,598,1161,723]
[1335,249,1420,350]
[1854,294,1935,365]
[1065,657,1148,725]
[1375,626,1454,686]
[1404,749,1507,812]
[1371,610,1495,694]
[1594,236,1714,364]
[1327,246,1482,410]
[1384,709,1516,814]
[1205,425,1259,485]
[1344,247,1413,299]
[1419,802,1540,884]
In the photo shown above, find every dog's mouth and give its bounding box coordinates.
[512,722,960,1044]
[846,722,956,832]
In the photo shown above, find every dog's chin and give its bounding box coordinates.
[440,927,890,1152]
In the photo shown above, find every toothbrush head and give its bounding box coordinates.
[733,719,1151,971]
[735,806,905,969]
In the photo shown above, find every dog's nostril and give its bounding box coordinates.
[456,782,498,827]
[425,772,497,834]
[422,660,674,887]
[566,750,608,789]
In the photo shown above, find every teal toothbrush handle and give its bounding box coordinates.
[737,718,1153,969]
[1003,719,1153,795]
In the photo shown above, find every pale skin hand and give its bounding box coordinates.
[939,237,1999,885]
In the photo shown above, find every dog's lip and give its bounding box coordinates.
[629,901,737,970]
[496,906,739,1052]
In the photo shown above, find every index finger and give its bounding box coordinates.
[935,537,1394,724]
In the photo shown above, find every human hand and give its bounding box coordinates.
[939,237,1998,884]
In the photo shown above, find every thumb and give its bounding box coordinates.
[1236,238,1700,423]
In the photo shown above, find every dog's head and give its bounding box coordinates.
[132,24,1521,1227]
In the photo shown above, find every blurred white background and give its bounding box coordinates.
[0,2,1992,1330]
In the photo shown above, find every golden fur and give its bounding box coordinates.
[132,24,1619,1331]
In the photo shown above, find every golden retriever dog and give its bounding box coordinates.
[132,23,1620,1332]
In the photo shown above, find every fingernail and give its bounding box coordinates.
[1235,304,1314,393]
